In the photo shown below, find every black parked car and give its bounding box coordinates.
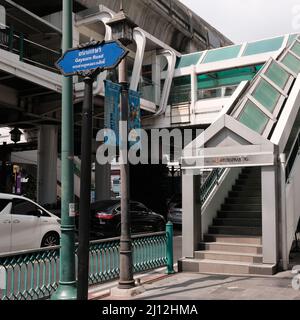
[76,200,166,238]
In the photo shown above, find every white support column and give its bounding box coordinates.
[130,28,146,91]
[261,166,279,264]
[95,162,111,201]
[37,125,58,206]
[182,171,201,258]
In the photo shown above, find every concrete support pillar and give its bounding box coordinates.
[261,166,278,264]
[95,162,111,201]
[37,125,58,206]
[182,171,201,258]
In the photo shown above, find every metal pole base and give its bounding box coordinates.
[51,282,77,300]
[118,280,136,290]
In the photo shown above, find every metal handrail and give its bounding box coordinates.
[0,25,60,73]
[200,168,226,205]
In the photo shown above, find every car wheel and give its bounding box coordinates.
[41,232,60,248]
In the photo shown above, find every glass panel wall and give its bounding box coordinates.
[202,45,242,64]
[239,100,269,134]
[169,76,191,105]
[252,79,281,113]
[196,64,262,100]
[265,61,290,89]
[242,36,284,56]
[281,53,300,73]
[175,53,203,69]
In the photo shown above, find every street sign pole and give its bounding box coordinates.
[51,0,77,301]
[55,37,128,301]
[77,71,99,300]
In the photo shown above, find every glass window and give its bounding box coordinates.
[202,45,242,64]
[225,85,238,96]
[198,88,222,100]
[169,76,191,105]
[0,199,11,213]
[281,53,300,74]
[243,37,284,56]
[239,100,269,134]
[265,62,290,89]
[13,199,40,216]
[197,64,263,90]
[288,34,299,45]
[252,79,281,113]
[130,202,148,212]
[290,42,300,57]
[175,53,203,69]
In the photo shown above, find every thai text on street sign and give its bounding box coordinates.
[56,40,128,76]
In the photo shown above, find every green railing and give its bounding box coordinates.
[0,26,60,73]
[200,168,226,205]
[0,231,169,300]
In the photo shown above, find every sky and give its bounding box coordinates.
[180,0,300,43]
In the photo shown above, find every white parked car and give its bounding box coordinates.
[0,193,61,254]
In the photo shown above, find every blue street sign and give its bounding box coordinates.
[56,40,128,76]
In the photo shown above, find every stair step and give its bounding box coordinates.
[225,197,261,204]
[195,250,263,263]
[208,226,262,236]
[204,234,262,245]
[238,174,261,180]
[199,242,262,254]
[213,218,262,227]
[218,211,261,219]
[235,180,261,186]
[221,204,261,211]
[178,258,276,275]
[232,185,261,192]
[229,191,261,197]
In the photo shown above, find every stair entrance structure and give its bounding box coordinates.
[179,35,300,275]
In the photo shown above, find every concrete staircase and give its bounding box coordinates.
[179,167,277,275]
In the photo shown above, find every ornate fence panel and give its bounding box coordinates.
[0,231,168,300]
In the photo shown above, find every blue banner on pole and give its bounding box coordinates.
[128,90,141,148]
[104,80,121,146]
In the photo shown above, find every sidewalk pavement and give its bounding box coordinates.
[88,264,300,300]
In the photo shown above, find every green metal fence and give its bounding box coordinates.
[0,231,168,300]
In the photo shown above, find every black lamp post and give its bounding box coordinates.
[107,0,137,290]
[10,127,22,144]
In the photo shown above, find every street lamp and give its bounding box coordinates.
[9,127,22,144]
[107,0,137,290]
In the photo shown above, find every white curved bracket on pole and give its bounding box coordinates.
[130,28,146,91]
[155,49,177,116]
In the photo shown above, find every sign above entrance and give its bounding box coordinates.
[56,40,128,76]
[181,150,276,170]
